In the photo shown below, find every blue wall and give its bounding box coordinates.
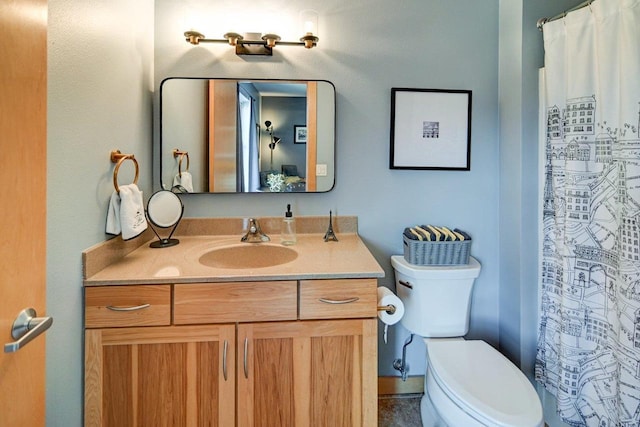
[261,97,308,177]
[47,0,154,425]
[499,2,582,425]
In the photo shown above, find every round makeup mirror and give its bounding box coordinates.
[146,190,184,248]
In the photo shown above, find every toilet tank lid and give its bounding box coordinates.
[391,255,481,280]
[428,340,543,427]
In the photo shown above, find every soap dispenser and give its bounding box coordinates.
[281,204,297,246]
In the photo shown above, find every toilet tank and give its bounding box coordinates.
[391,255,481,338]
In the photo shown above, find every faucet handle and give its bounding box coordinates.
[242,218,270,242]
[252,219,269,241]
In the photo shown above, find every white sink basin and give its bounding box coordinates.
[198,244,298,269]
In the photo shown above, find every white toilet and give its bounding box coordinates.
[391,255,543,427]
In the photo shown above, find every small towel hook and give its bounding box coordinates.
[111,150,139,193]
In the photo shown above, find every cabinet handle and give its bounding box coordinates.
[222,340,228,381]
[398,280,413,290]
[243,338,249,379]
[106,304,150,312]
[318,297,359,305]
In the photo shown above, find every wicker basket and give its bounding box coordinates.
[403,235,471,265]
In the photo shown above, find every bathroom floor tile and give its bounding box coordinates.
[378,394,422,426]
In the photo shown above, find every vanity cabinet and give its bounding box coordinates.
[84,324,236,427]
[237,318,376,427]
[84,279,378,427]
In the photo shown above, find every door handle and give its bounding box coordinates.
[4,308,53,353]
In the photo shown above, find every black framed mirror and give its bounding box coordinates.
[160,78,336,193]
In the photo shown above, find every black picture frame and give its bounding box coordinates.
[294,125,307,144]
[389,88,472,170]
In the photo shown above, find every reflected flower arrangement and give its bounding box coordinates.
[266,173,286,192]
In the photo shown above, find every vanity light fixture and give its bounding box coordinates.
[184,10,319,56]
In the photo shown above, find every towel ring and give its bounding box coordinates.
[111,150,139,193]
[173,149,190,178]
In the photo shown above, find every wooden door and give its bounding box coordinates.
[0,0,48,425]
[237,319,377,427]
[208,80,238,192]
[305,81,318,191]
[84,325,236,427]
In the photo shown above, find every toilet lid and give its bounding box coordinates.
[427,340,542,427]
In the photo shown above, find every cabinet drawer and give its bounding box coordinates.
[299,279,377,320]
[174,281,297,324]
[85,285,171,328]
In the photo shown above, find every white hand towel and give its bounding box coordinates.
[118,184,148,240]
[173,172,193,192]
[105,191,121,235]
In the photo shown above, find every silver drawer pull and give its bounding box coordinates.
[243,338,249,379]
[106,304,150,312]
[398,280,413,290]
[318,297,360,305]
[222,340,228,381]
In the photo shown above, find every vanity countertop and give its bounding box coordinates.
[83,233,384,286]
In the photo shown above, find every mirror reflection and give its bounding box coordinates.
[160,78,335,193]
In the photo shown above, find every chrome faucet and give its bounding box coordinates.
[241,218,270,243]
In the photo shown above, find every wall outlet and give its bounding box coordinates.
[316,164,328,176]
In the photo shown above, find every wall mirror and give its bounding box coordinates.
[160,78,336,193]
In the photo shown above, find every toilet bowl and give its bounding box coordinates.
[391,255,543,427]
[424,339,543,427]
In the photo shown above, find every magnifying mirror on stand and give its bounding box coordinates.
[146,190,184,248]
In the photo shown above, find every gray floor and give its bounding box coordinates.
[379,394,551,427]
[378,394,423,427]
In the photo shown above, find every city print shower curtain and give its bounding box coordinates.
[536,0,640,425]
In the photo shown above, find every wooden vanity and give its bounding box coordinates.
[82,217,384,427]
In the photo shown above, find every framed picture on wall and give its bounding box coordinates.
[389,88,472,170]
[294,125,307,144]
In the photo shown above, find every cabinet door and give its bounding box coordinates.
[85,325,236,427]
[237,319,377,427]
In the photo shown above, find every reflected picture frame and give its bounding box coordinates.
[294,125,307,144]
[389,88,472,170]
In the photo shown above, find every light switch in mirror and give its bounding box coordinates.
[160,78,335,193]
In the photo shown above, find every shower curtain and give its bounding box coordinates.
[237,88,260,192]
[536,0,640,425]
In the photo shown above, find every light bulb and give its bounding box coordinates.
[299,9,318,36]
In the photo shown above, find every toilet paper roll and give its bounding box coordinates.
[378,287,405,344]
[377,286,405,326]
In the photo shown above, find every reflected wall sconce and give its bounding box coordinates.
[184,10,319,56]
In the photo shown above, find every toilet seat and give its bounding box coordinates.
[426,340,543,427]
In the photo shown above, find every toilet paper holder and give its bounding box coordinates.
[377,304,397,315]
